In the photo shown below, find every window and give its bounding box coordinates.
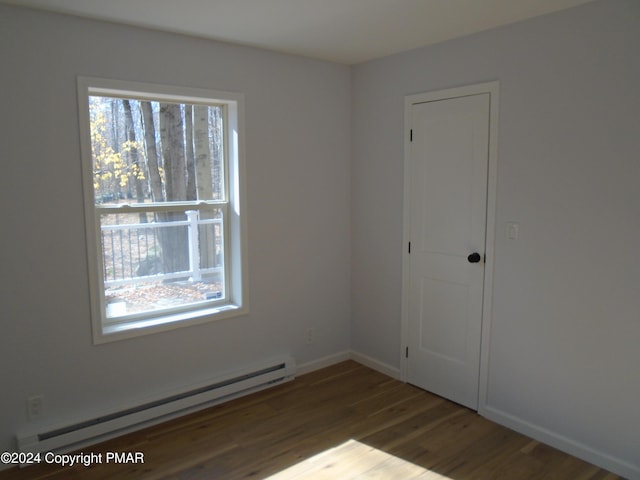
[78,78,247,343]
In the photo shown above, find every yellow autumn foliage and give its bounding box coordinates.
[90,111,146,193]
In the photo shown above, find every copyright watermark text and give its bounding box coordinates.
[1,451,144,467]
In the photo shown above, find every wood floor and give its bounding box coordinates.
[0,361,623,479]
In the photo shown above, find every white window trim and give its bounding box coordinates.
[77,77,249,344]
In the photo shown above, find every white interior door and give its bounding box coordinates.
[406,92,490,410]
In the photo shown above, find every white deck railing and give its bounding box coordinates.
[101,210,223,287]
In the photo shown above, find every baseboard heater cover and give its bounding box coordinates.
[17,356,296,454]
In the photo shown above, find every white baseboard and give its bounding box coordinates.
[296,350,401,380]
[350,350,401,380]
[481,406,639,480]
[296,351,351,376]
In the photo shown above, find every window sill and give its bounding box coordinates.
[94,303,247,344]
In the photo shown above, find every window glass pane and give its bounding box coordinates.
[89,97,225,204]
[101,209,225,320]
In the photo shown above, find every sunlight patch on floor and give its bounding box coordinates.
[265,439,451,479]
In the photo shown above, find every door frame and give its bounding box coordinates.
[400,81,499,414]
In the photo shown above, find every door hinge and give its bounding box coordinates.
[410,129,413,142]
[408,242,411,254]
[405,346,409,358]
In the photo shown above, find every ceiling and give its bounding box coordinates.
[3,0,595,64]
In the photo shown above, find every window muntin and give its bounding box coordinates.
[79,78,246,342]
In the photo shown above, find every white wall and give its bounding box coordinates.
[0,6,351,454]
[351,0,639,475]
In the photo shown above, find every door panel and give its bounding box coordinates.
[407,93,489,410]
[419,276,469,364]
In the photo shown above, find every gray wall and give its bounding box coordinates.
[0,5,351,454]
[351,0,639,474]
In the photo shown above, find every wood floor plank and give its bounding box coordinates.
[0,361,623,480]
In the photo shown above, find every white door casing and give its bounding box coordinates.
[401,82,499,412]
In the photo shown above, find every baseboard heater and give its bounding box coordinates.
[17,356,296,454]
